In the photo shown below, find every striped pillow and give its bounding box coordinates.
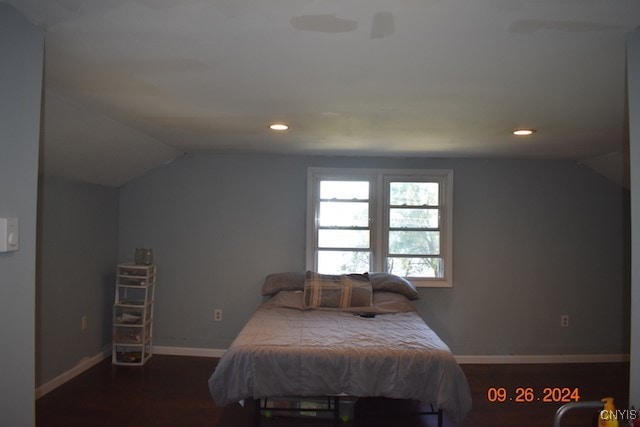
[303,272,373,309]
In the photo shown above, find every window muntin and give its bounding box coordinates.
[307,168,452,287]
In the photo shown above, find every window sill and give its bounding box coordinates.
[410,278,453,288]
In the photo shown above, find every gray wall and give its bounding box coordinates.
[118,154,629,355]
[0,4,43,425]
[628,27,640,406]
[36,176,119,387]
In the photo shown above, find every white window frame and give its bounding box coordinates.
[306,167,453,288]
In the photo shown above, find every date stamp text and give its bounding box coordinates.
[487,387,580,403]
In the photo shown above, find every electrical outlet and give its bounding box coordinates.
[560,314,569,327]
[214,309,223,321]
[81,316,88,330]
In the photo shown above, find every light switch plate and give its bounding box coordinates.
[0,218,19,252]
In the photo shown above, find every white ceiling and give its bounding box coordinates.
[6,0,640,187]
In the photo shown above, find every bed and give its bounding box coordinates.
[208,272,472,426]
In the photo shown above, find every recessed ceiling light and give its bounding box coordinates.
[513,129,535,136]
[270,123,289,131]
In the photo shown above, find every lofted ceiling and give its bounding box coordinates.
[6,0,640,187]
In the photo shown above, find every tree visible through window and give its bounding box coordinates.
[306,168,453,287]
[387,181,442,278]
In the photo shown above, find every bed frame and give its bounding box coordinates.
[255,396,341,426]
[254,396,444,426]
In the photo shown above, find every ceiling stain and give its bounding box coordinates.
[290,14,358,33]
[370,12,394,39]
[510,19,626,34]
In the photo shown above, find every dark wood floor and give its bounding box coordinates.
[36,355,629,427]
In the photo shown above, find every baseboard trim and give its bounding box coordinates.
[455,354,630,364]
[35,347,111,399]
[152,346,226,358]
[35,346,628,398]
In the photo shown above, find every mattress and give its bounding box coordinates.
[208,291,471,425]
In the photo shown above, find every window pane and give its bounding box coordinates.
[318,250,370,274]
[320,181,369,200]
[390,182,438,206]
[318,229,369,248]
[389,231,440,255]
[389,208,439,228]
[387,257,443,278]
[319,201,369,227]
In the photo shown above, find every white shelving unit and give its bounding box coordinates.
[112,263,156,366]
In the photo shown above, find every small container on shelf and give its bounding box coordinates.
[113,305,145,325]
[113,323,151,344]
[117,263,155,283]
[114,344,152,366]
[134,248,153,265]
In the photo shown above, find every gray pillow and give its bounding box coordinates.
[261,272,305,296]
[368,272,420,300]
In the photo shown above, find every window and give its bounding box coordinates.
[306,168,453,287]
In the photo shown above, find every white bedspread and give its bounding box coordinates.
[208,302,471,425]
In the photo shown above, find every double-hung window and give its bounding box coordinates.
[306,168,453,287]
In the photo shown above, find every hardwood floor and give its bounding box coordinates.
[36,355,629,427]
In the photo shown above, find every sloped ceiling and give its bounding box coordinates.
[6,0,639,187]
